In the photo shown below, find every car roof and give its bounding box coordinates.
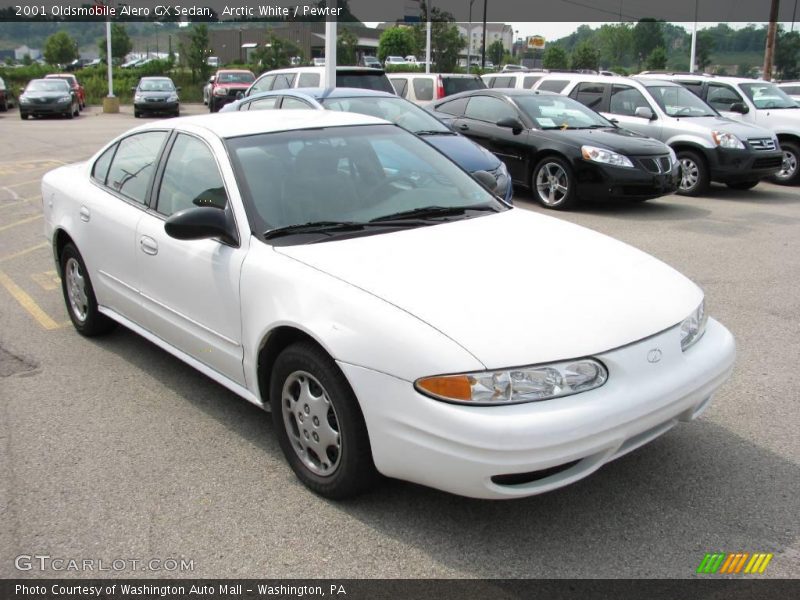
[245,87,396,101]
[45,73,75,78]
[154,109,388,139]
[216,69,254,74]
[432,88,559,104]
[140,76,173,81]
[261,66,384,75]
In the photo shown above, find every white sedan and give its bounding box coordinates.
[42,110,736,500]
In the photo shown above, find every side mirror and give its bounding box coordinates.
[19,87,25,93]
[130,86,136,92]
[175,86,181,92]
[634,106,655,120]
[164,207,238,246]
[496,116,524,133]
[729,102,749,114]
[235,91,244,100]
[472,169,498,192]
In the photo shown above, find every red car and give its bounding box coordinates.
[45,73,86,110]
[207,69,255,112]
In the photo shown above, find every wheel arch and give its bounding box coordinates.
[53,228,75,275]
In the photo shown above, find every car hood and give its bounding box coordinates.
[536,127,670,155]
[675,115,775,138]
[423,133,501,172]
[275,209,702,370]
[216,82,252,89]
[136,91,175,99]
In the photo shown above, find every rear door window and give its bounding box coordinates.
[105,131,168,205]
[489,76,515,88]
[271,73,296,90]
[248,75,275,95]
[434,97,468,116]
[413,78,434,101]
[523,76,542,89]
[442,76,486,96]
[706,83,744,111]
[298,72,321,87]
[390,78,408,97]
[247,97,279,111]
[464,95,518,122]
[336,71,395,93]
[572,82,606,109]
[609,85,651,116]
[537,79,569,93]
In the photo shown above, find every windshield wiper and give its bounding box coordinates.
[414,130,455,135]
[263,219,423,240]
[370,204,498,223]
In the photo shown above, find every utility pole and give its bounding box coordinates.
[763,0,780,81]
[480,0,487,68]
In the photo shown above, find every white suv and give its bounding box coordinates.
[245,67,396,96]
[638,73,800,184]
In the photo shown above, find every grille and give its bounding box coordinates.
[638,155,672,174]
[748,138,777,151]
[753,156,783,169]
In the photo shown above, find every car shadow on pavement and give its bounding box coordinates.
[700,184,800,205]
[514,192,712,221]
[93,328,799,578]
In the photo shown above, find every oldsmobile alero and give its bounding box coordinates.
[41,110,735,499]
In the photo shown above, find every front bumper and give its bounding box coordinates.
[135,100,179,113]
[703,146,784,183]
[20,101,71,115]
[574,159,680,201]
[340,318,735,499]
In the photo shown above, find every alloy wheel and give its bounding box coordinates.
[777,149,798,181]
[535,162,569,206]
[65,257,88,322]
[680,157,700,191]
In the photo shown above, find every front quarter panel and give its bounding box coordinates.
[239,239,486,396]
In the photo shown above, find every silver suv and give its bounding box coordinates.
[534,74,783,195]
[638,73,800,185]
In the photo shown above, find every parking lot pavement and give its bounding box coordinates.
[1,106,798,579]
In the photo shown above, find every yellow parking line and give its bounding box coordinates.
[0,214,43,232]
[0,241,48,263]
[4,178,42,188]
[0,196,40,210]
[0,270,61,330]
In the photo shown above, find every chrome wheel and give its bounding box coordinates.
[680,157,700,191]
[777,149,798,181]
[281,370,341,477]
[535,162,569,206]
[65,257,88,323]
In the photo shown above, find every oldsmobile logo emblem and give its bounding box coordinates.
[647,348,663,363]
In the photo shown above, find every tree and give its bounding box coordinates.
[597,23,632,69]
[337,28,358,66]
[180,23,211,82]
[775,29,800,80]
[413,4,464,72]
[487,40,505,66]
[571,41,599,70]
[645,46,668,71]
[542,45,569,69]
[695,30,715,72]
[377,27,416,63]
[252,34,301,71]
[97,24,132,64]
[633,19,665,65]
[44,31,78,66]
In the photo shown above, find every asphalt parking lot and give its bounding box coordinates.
[0,103,798,579]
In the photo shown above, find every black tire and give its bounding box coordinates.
[676,149,710,196]
[531,155,578,210]
[270,341,379,499]
[770,141,800,185]
[209,99,217,113]
[66,108,74,119]
[173,109,180,117]
[59,243,116,337]
[134,110,140,118]
[0,100,7,112]
[20,112,28,120]
[726,181,759,190]
[73,103,79,117]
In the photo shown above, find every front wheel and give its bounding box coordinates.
[770,141,800,185]
[209,99,217,113]
[531,156,577,210]
[20,112,28,120]
[676,150,710,196]
[270,341,379,499]
[59,243,116,336]
[726,181,759,190]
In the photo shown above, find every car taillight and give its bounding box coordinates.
[436,75,445,99]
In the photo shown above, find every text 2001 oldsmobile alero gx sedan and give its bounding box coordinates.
[42,111,735,500]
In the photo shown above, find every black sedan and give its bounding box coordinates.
[18,79,80,120]
[429,89,680,209]
[132,76,180,118]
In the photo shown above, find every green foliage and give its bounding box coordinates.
[251,34,301,72]
[180,23,211,83]
[337,28,358,66]
[43,31,78,66]
[695,31,715,71]
[775,29,800,80]
[597,23,632,69]
[97,24,133,64]
[645,47,668,71]
[633,19,665,63]
[412,2,464,72]
[377,27,416,63]
[736,62,757,78]
[570,41,599,71]
[487,40,505,66]
[542,45,569,69]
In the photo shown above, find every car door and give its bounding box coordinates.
[244,96,280,111]
[705,82,755,124]
[605,84,662,140]
[454,94,529,182]
[85,131,169,324]
[135,132,247,385]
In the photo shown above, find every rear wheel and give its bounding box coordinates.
[676,150,710,196]
[59,243,116,337]
[726,181,759,190]
[209,99,217,113]
[531,156,577,210]
[20,112,28,120]
[66,108,74,119]
[770,141,800,185]
[270,341,379,499]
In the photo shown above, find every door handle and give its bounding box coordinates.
[79,206,90,222]
[457,123,469,131]
[139,236,158,256]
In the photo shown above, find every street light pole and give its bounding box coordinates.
[480,0,487,69]
[467,0,476,73]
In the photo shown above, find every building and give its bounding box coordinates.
[455,22,514,58]
[14,45,41,61]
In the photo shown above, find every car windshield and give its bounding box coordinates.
[226,124,503,240]
[320,96,450,134]
[26,80,69,92]
[646,85,716,117]
[739,82,797,109]
[515,95,613,129]
[47,75,74,85]
[139,79,175,91]
[218,72,255,84]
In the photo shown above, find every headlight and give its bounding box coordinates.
[58,95,71,102]
[712,131,745,149]
[213,87,228,96]
[581,145,634,168]
[680,299,708,352]
[667,147,678,166]
[134,94,143,101]
[167,94,179,102]
[415,358,608,405]
[20,96,30,103]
